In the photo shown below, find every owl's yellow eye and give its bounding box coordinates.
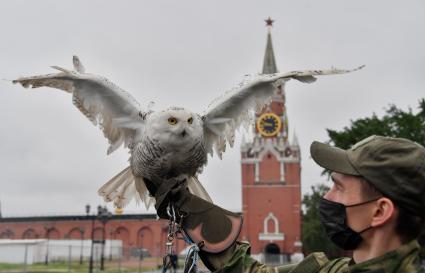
[168,117,178,125]
[187,117,193,124]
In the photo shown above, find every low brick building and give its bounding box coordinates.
[0,213,187,257]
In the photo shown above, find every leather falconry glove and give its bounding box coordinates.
[144,177,243,254]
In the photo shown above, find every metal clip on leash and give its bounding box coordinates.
[162,204,177,273]
[183,241,204,273]
[179,210,203,273]
[163,204,203,273]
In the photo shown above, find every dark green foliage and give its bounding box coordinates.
[327,99,425,149]
[321,99,425,177]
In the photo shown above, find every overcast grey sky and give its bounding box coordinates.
[0,0,424,216]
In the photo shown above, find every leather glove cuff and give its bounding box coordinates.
[170,186,243,254]
[145,178,243,254]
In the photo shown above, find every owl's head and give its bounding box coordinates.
[146,107,203,146]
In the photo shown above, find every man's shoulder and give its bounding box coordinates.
[275,252,350,273]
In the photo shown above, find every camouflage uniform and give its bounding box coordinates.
[214,240,424,273]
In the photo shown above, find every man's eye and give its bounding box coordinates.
[336,185,344,191]
[332,184,341,191]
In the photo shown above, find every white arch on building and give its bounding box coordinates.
[263,212,279,234]
[259,212,284,241]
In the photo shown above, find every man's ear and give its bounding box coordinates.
[370,197,396,227]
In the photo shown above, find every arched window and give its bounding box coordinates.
[67,227,84,240]
[0,229,14,239]
[263,212,279,234]
[115,227,130,257]
[47,228,60,239]
[136,227,154,256]
[22,228,38,239]
[259,212,284,241]
[93,227,104,241]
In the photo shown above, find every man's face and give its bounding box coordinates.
[324,172,366,204]
[324,172,375,232]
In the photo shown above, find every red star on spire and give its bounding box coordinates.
[265,17,274,27]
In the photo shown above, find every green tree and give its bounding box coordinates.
[326,99,425,149]
[302,184,342,257]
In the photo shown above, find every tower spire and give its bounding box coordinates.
[262,17,278,74]
[239,19,301,255]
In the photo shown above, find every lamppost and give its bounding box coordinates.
[109,229,114,261]
[44,225,54,265]
[138,230,144,273]
[79,227,85,265]
[86,204,95,273]
[86,205,112,272]
[97,206,112,271]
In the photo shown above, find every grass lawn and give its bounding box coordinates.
[0,259,161,273]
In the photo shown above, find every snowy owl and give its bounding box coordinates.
[13,56,363,209]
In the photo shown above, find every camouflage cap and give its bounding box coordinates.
[310,135,425,218]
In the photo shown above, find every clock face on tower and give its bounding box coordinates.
[257,113,282,137]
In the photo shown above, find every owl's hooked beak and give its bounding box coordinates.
[180,130,187,138]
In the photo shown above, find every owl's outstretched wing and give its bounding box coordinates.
[13,56,145,154]
[202,66,364,158]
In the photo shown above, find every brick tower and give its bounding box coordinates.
[240,18,302,260]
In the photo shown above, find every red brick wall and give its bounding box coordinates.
[259,153,281,182]
[0,217,187,257]
[241,156,301,254]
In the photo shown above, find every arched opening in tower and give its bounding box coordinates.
[264,243,280,265]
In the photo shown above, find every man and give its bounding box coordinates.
[147,135,425,273]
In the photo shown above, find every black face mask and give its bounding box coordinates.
[319,197,379,250]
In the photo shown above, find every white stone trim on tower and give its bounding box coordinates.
[255,162,259,182]
[257,139,281,160]
[259,212,284,241]
[264,212,279,234]
[240,157,299,164]
[280,162,285,182]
